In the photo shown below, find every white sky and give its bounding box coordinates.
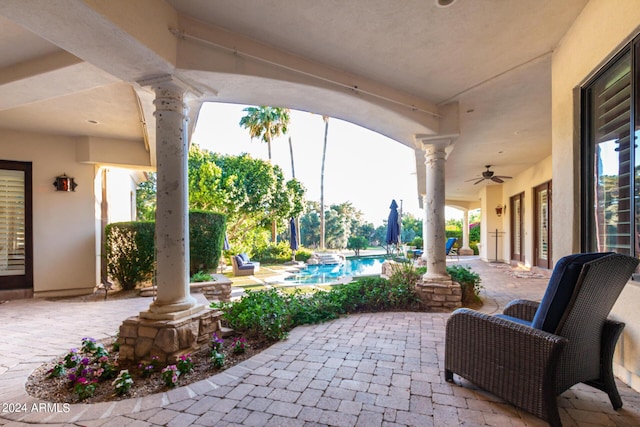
[191,102,460,225]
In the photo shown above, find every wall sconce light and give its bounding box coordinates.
[495,204,506,217]
[53,174,77,192]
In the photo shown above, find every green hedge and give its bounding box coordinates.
[189,210,226,276]
[106,211,226,289]
[105,221,155,291]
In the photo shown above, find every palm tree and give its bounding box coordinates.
[239,106,290,161]
[320,115,329,250]
[239,106,291,243]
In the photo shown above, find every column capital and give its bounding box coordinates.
[415,133,458,151]
[138,74,204,100]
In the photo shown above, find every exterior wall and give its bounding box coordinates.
[552,0,640,392]
[2,131,144,298]
[479,185,505,262]
[2,129,97,297]
[500,156,552,268]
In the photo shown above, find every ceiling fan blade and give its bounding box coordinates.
[465,177,482,182]
[472,178,485,185]
[494,175,512,179]
[491,177,504,183]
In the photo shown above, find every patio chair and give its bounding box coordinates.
[445,237,459,260]
[231,253,260,276]
[444,252,639,427]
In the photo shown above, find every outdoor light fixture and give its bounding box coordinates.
[53,173,77,192]
[495,204,506,217]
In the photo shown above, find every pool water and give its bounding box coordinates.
[284,256,386,285]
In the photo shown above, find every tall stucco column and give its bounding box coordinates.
[140,76,201,320]
[459,209,474,256]
[421,142,450,281]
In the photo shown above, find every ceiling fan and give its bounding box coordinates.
[465,165,512,185]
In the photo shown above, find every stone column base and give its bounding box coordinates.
[458,248,474,256]
[118,308,223,363]
[415,276,462,312]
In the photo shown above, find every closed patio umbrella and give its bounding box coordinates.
[385,199,400,253]
[289,217,298,261]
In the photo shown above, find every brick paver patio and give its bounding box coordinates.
[1,258,640,426]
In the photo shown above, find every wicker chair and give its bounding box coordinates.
[445,253,639,426]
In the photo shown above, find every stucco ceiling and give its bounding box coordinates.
[0,0,589,202]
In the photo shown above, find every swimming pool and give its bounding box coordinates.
[283,256,386,285]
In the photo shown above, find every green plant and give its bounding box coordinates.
[251,241,293,264]
[105,221,155,290]
[213,271,422,344]
[73,377,97,400]
[294,247,313,262]
[137,355,160,378]
[112,370,133,396]
[216,288,293,340]
[191,271,212,283]
[189,211,226,276]
[411,236,423,249]
[447,264,482,303]
[177,354,195,374]
[211,333,224,353]
[47,362,66,378]
[63,348,80,369]
[95,355,117,380]
[231,337,247,354]
[347,235,368,256]
[211,352,225,368]
[161,365,180,387]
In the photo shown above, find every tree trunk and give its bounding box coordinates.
[320,117,329,250]
[288,136,295,178]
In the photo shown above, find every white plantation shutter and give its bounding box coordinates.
[0,169,25,275]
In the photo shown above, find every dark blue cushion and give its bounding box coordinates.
[494,314,533,327]
[239,253,250,263]
[235,255,244,267]
[531,252,612,332]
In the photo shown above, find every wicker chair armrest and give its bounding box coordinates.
[445,308,567,423]
[503,299,540,322]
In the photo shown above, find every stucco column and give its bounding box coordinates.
[140,76,201,320]
[459,209,474,255]
[421,142,450,280]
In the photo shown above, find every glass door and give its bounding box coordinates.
[534,181,552,269]
[0,161,32,291]
[510,193,524,262]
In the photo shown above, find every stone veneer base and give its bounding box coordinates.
[415,277,462,312]
[118,308,223,363]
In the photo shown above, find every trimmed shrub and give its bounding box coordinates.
[105,222,155,290]
[447,264,482,303]
[411,236,423,249]
[252,241,292,264]
[189,210,226,276]
[293,247,312,262]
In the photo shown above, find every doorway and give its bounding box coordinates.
[510,192,524,263]
[0,160,32,291]
[534,181,552,269]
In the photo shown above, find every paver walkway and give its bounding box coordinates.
[1,258,640,426]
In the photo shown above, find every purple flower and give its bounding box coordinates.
[68,373,77,382]
[81,357,90,366]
